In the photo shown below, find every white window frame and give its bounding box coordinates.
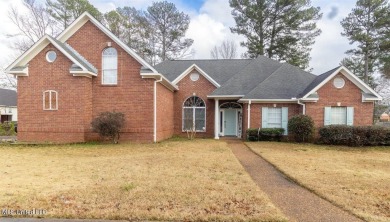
[267,107,282,128]
[102,47,118,85]
[182,96,206,132]
[43,90,58,111]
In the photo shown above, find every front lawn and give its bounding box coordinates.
[0,140,285,221]
[247,142,390,222]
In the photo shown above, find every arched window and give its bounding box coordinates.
[102,47,118,84]
[43,90,58,110]
[183,96,206,132]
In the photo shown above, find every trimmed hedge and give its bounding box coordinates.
[247,128,284,141]
[288,114,315,142]
[318,125,390,146]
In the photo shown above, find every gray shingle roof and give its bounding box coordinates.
[211,56,284,96]
[154,59,252,84]
[48,36,98,74]
[154,57,346,100]
[0,88,17,106]
[242,63,316,99]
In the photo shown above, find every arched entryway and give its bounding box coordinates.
[219,102,242,138]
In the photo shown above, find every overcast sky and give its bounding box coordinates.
[0,0,357,74]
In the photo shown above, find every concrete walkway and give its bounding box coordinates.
[228,141,363,222]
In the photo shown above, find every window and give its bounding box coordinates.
[190,73,199,81]
[182,96,206,132]
[324,107,354,126]
[330,107,347,125]
[267,108,282,128]
[43,90,58,110]
[46,51,57,63]
[333,77,345,89]
[102,47,118,84]
[262,107,288,135]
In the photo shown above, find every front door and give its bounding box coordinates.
[224,109,237,136]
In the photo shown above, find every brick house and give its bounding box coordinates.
[5,12,382,143]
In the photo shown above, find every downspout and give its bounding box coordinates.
[247,100,251,128]
[297,99,305,115]
[154,76,163,143]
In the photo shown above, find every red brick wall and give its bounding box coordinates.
[67,21,155,142]
[156,82,174,141]
[247,103,301,129]
[173,69,217,138]
[17,44,93,143]
[305,73,374,128]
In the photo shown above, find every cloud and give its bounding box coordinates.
[327,6,339,20]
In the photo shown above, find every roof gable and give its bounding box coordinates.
[300,66,382,101]
[57,12,157,74]
[6,35,97,77]
[172,64,220,87]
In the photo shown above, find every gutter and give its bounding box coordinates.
[153,76,163,143]
[297,99,306,115]
[247,100,251,128]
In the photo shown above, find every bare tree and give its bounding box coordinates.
[8,0,58,53]
[0,68,17,90]
[210,40,237,59]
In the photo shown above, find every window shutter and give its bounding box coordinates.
[262,107,268,128]
[281,107,288,135]
[347,107,354,126]
[324,107,331,126]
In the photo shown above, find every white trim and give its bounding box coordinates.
[214,99,219,139]
[7,67,29,76]
[154,77,163,143]
[172,64,220,87]
[302,66,382,100]
[239,99,297,103]
[5,36,49,72]
[101,47,118,85]
[6,35,96,77]
[46,51,57,63]
[43,90,58,111]
[57,12,158,74]
[182,96,207,132]
[207,95,244,99]
[247,100,251,129]
[220,109,225,136]
[70,71,96,78]
[141,73,178,91]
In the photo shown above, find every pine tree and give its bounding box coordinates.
[229,0,322,70]
[46,0,103,29]
[341,0,390,83]
[145,1,194,63]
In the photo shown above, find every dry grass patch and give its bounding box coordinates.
[0,140,285,221]
[247,142,390,222]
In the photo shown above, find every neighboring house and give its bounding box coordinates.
[5,12,382,143]
[0,88,17,123]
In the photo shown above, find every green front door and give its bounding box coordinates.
[224,109,237,136]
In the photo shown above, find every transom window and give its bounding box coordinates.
[330,107,347,125]
[267,108,282,128]
[182,96,206,132]
[102,47,118,85]
[43,90,58,110]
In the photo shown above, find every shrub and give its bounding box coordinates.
[247,128,284,141]
[91,112,125,144]
[288,115,315,142]
[318,125,390,146]
[0,121,16,136]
